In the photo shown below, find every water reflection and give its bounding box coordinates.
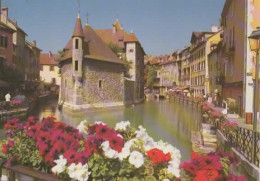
[23,99,201,161]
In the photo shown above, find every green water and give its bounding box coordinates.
[1,98,201,161]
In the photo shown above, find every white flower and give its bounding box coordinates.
[115,120,130,131]
[129,151,144,168]
[118,139,134,161]
[101,141,118,159]
[51,155,67,174]
[95,121,106,125]
[167,159,180,178]
[68,162,91,181]
[77,120,88,134]
[163,179,170,181]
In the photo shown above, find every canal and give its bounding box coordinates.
[1,98,201,161]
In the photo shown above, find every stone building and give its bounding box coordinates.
[59,15,125,109]
[95,19,145,104]
[40,52,61,85]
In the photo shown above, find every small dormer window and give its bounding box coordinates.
[75,39,79,49]
[75,60,78,71]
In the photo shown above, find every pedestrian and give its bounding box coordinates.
[5,92,11,110]
[207,94,212,105]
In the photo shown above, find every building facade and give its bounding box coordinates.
[179,46,191,86]
[59,15,125,109]
[95,19,145,104]
[0,7,41,82]
[0,21,14,66]
[40,52,61,85]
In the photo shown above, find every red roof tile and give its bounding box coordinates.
[124,32,138,42]
[61,24,124,65]
[40,53,59,65]
[72,15,84,37]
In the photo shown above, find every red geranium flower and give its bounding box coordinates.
[179,161,198,176]
[95,124,113,139]
[196,155,222,170]
[4,119,20,130]
[108,134,124,152]
[2,144,8,154]
[193,170,219,181]
[84,135,102,158]
[146,148,171,164]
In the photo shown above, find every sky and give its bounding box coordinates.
[3,0,225,56]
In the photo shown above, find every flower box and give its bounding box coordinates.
[2,163,62,181]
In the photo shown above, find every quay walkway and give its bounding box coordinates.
[171,95,260,180]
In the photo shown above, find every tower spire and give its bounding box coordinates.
[77,0,80,17]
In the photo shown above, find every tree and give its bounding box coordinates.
[0,64,24,90]
[147,65,157,89]
[108,43,132,78]
[54,50,65,62]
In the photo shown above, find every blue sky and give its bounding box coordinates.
[3,0,225,55]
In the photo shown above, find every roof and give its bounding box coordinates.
[95,28,127,48]
[124,32,138,42]
[190,31,215,43]
[25,40,42,51]
[61,22,123,65]
[72,14,84,37]
[40,53,59,65]
[0,22,15,33]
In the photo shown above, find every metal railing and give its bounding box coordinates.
[171,95,260,167]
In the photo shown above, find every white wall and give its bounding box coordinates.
[40,65,61,86]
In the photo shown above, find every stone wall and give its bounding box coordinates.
[134,42,144,103]
[60,59,124,109]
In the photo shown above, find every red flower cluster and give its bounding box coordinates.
[24,117,84,165]
[180,152,246,181]
[10,100,22,105]
[84,123,124,157]
[4,119,20,130]
[211,111,223,118]
[146,148,171,164]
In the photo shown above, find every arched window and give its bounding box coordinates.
[99,80,102,89]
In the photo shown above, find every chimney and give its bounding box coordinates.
[2,7,8,18]
[48,51,52,58]
[33,40,36,46]
[112,25,116,34]
[211,25,219,32]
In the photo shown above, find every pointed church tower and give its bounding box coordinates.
[72,14,84,77]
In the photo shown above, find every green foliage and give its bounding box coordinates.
[0,64,24,89]
[220,157,230,176]
[226,98,237,113]
[147,65,158,88]
[5,130,46,171]
[55,50,65,62]
[108,43,132,78]
[108,43,124,55]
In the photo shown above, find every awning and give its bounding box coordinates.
[0,80,9,88]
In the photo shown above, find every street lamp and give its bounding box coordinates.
[248,28,260,165]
